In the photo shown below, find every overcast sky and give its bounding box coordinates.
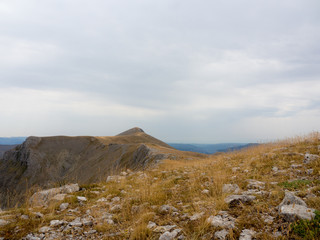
[0,0,319,143]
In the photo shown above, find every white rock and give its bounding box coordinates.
[69,217,83,227]
[159,205,178,214]
[278,191,307,210]
[291,164,302,169]
[147,221,157,229]
[38,226,52,233]
[111,197,120,203]
[207,212,235,229]
[21,214,29,220]
[225,194,256,206]
[222,184,241,194]
[97,197,108,202]
[50,219,65,227]
[246,179,265,190]
[239,229,256,240]
[159,229,181,240]
[201,189,210,195]
[0,219,9,226]
[59,202,69,211]
[280,204,315,222]
[34,212,44,218]
[304,153,319,164]
[214,229,229,240]
[29,183,79,207]
[77,196,87,202]
[82,218,93,226]
[154,225,177,233]
[110,204,122,213]
[189,212,204,221]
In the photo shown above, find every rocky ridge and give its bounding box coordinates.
[0,133,319,239]
[0,128,204,209]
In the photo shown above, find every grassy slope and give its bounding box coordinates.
[0,133,319,239]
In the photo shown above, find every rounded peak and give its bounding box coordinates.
[117,127,145,136]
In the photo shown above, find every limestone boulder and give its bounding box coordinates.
[29,183,79,207]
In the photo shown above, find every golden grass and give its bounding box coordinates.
[0,132,319,239]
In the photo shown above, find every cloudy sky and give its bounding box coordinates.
[0,0,319,143]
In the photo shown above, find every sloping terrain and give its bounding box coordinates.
[0,145,17,158]
[0,128,204,209]
[0,133,319,239]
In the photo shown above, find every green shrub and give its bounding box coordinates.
[290,210,320,239]
[278,180,312,190]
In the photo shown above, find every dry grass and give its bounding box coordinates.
[0,132,319,239]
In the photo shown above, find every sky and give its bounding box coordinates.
[0,0,320,143]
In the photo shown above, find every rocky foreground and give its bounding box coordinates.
[0,134,319,239]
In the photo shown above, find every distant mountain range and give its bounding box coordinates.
[0,137,257,155]
[168,143,258,154]
[0,137,26,145]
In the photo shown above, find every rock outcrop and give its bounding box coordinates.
[0,128,193,208]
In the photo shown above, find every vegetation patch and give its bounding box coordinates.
[290,210,320,239]
[278,180,312,190]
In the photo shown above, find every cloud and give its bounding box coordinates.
[0,0,319,141]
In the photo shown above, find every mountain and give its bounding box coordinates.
[168,143,258,154]
[0,128,204,208]
[0,145,18,158]
[0,137,26,145]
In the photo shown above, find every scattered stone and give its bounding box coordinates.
[77,196,87,202]
[159,229,181,240]
[306,169,313,175]
[59,202,69,211]
[225,195,256,207]
[82,218,93,226]
[201,189,210,195]
[232,167,240,172]
[280,204,316,222]
[51,193,67,202]
[97,197,108,202]
[159,205,178,214]
[222,184,241,194]
[50,220,65,227]
[189,212,204,221]
[291,164,302,169]
[246,179,265,190]
[111,196,120,203]
[154,225,177,233]
[110,204,122,213]
[69,217,83,227]
[38,226,51,233]
[272,166,278,172]
[304,153,319,164]
[147,221,157,229]
[273,231,282,238]
[242,189,269,196]
[207,211,236,229]
[20,215,29,220]
[29,183,79,207]
[214,229,229,240]
[278,191,307,210]
[120,171,128,176]
[262,215,274,224]
[33,212,44,218]
[0,219,9,226]
[239,229,256,240]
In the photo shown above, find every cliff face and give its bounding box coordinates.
[0,128,177,208]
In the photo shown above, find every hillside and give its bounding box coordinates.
[0,132,319,239]
[0,145,17,158]
[0,128,205,209]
